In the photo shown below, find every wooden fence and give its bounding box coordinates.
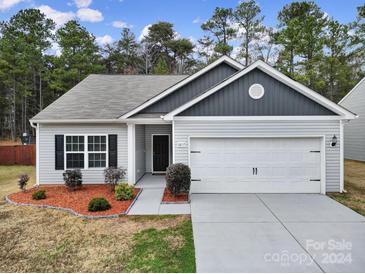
[0,144,36,165]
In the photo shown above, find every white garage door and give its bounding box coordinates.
[190,137,322,193]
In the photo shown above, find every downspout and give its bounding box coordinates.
[29,121,39,186]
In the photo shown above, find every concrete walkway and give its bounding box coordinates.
[191,194,365,273]
[128,174,191,215]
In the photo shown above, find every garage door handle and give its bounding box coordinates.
[253,168,258,175]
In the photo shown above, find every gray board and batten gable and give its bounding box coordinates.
[178,68,337,116]
[133,62,238,116]
[31,75,187,120]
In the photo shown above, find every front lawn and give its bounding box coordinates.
[0,165,36,203]
[328,160,365,216]
[0,166,196,272]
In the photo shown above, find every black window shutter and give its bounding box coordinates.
[55,135,64,170]
[108,134,118,167]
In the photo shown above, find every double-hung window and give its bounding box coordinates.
[65,136,85,168]
[65,135,108,169]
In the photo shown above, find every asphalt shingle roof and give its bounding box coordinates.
[32,74,188,120]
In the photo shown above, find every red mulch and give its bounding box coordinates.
[7,185,141,217]
[161,187,189,203]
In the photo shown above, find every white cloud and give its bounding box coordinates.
[138,24,151,41]
[38,5,75,27]
[0,0,25,11]
[74,0,92,8]
[112,20,132,29]
[192,17,201,24]
[96,34,113,46]
[76,8,103,22]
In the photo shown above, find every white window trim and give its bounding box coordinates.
[64,134,109,170]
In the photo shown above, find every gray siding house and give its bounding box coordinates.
[339,78,365,161]
[30,56,356,194]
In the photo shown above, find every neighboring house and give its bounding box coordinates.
[339,78,365,162]
[30,56,356,194]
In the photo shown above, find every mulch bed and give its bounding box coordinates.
[161,187,189,204]
[7,185,141,217]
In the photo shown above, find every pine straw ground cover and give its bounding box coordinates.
[7,185,141,217]
[162,187,189,203]
[328,160,365,216]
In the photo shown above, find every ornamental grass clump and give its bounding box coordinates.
[104,167,126,192]
[63,169,83,191]
[18,174,29,191]
[165,163,191,196]
[115,183,134,201]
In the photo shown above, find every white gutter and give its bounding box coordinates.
[29,120,40,186]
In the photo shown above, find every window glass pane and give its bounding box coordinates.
[87,135,106,152]
[66,135,84,152]
[66,153,84,169]
[88,153,106,168]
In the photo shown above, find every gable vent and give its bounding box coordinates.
[249,83,265,99]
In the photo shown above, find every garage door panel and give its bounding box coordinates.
[190,137,322,193]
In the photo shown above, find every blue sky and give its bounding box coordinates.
[0,0,363,46]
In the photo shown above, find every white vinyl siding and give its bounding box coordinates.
[38,123,128,184]
[174,120,341,192]
[145,124,172,172]
[135,125,146,182]
[339,79,365,161]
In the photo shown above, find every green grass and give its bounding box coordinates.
[125,219,196,273]
[0,165,35,201]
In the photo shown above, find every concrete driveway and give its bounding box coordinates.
[191,194,365,273]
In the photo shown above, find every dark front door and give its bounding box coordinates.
[153,135,169,172]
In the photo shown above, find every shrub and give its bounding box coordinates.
[88,197,111,212]
[63,169,82,191]
[115,183,134,201]
[18,174,29,191]
[165,163,191,196]
[32,190,46,200]
[104,167,126,192]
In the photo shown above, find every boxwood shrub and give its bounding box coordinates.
[115,183,134,201]
[32,190,46,200]
[165,163,191,196]
[88,197,111,212]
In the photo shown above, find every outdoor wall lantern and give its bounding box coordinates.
[331,135,337,147]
